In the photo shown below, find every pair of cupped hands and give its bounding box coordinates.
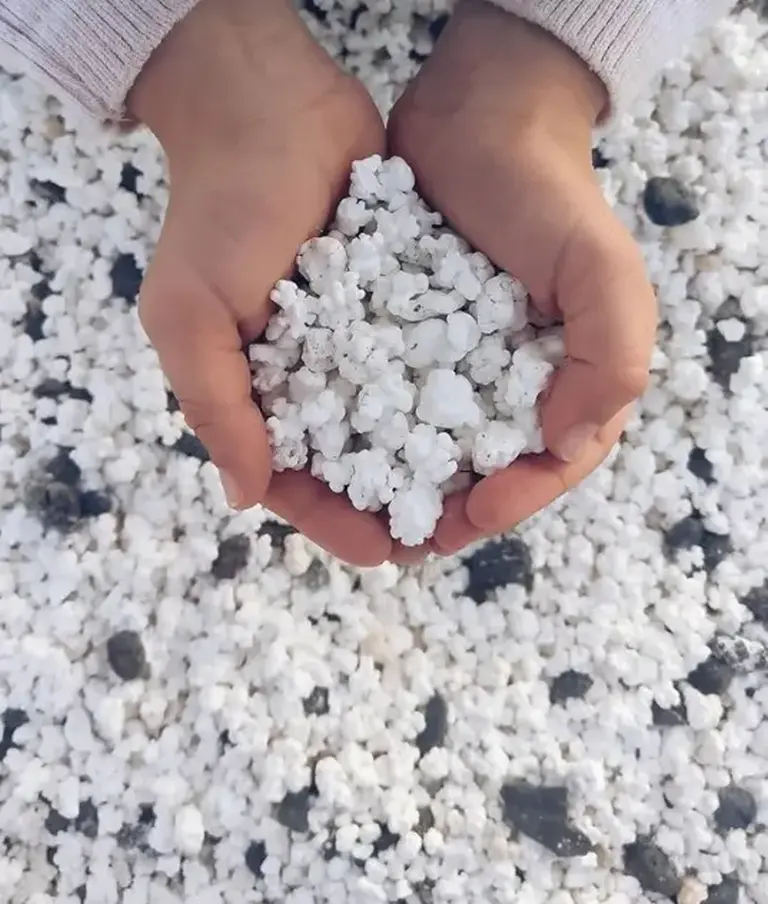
[130,0,658,567]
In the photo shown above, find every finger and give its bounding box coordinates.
[389,541,431,566]
[467,409,629,534]
[139,258,272,510]
[542,216,657,463]
[265,470,392,567]
[431,491,481,556]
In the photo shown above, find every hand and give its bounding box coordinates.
[389,0,658,556]
[130,0,394,566]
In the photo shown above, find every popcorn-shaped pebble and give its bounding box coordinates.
[472,421,527,475]
[389,479,443,547]
[403,425,460,484]
[346,449,405,511]
[474,273,529,334]
[417,370,484,430]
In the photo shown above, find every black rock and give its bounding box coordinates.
[715,786,757,832]
[687,447,715,485]
[0,706,29,759]
[624,840,682,898]
[701,531,733,574]
[119,163,143,197]
[75,799,99,839]
[46,448,82,486]
[303,559,330,591]
[464,536,534,603]
[75,885,86,903]
[301,0,327,21]
[45,845,58,866]
[31,179,67,204]
[78,490,112,518]
[549,670,594,705]
[31,481,82,532]
[45,808,71,836]
[106,630,148,682]
[705,875,741,904]
[172,432,210,462]
[211,534,251,581]
[303,686,330,717]
[22,303,46,340]
[244,840,267,878]
[166,390,180,413]
[110,253,143,304]
[258,520,297,550]
[428,12,450,40]
[707,323,754,391]
[664,514,705,557]
[34,379,93,403]
[373,822,399,856]
[417,807,435,836]
[416,693,448,757]
[276,788,313,833]
[687,654,733,697]
[592,146,611,169]
[652,700,688,727]
[501,782,593,858]
[743,582,768,624]
[643,176,700,227]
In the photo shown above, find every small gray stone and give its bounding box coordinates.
[415,693,448,757]
[549,670,594,705]
[715,786,757,832]
[623,840,682,898]
[643,177,699,226]
[501,782,593,858]
[704,875,741,904]
[276,788,313,833]
[106,630,148,682]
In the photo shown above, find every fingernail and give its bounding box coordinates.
[219,469,244,509]
[557,424,599,463]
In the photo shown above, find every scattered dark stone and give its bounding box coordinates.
[276,788,313,833]
[46,845,58,866]
[501,782,594,858]
[106,630,148,682]
[258,520,297,550]
[416,807,435,836]
[688,447,716,485]
[642,176,700,227]
[707,324,754,391]
[549,670,594,705]
[34,378,93,403]
[75,884,86,903]
[623,840,682,898]
[41,416,57,426]
[303,686,330,716]
[211,534,251,581]
[30,179,66,204]
[652,700,688,727]
[301,0,327,21]
[0,706,29,759]
[373,822,399,856]
[29,481,82,532]
[687,654,734,697]
[22,304,46,340]
[592,146,611,168]
[46,448,81,486]
[464,536,534,603]
[705,875,741,904]
[715,786,757,832]
[348,3,365,30]
[75,799,99,839]
[31,278,51,302]
[78,490,112,518]
[110,253,143,304]
[663,513,732,573]
[172,431,210,462]
[743,582,768,624]
[244,840,267,878]
[428,12,450,40]
[303,559,330,591]
[119,163,143,197]
[45,808,71,835]
[166,390,180,413]
[701,531,733,574]
[139,804,155,826]
[415,693,448,757]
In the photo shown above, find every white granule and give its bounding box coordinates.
[251,156,564,545]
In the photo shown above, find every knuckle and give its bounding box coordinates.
[610,363,650,401]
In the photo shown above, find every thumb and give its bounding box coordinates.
[541,213,657,462]
[139,245,272,510]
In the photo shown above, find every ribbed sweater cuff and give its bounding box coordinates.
[487,0,734,115]
[0,0,201,123]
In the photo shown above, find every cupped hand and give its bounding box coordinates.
[130,0,393,566]
[389,0,658,556]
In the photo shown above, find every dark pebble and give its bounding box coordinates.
[701,531,733,574]
[30,179,66,204]
[743,582,768,624]
[119,163,143,198]
[244,840,267,878]
[32,482,82,532]
[34,379,93,403]
[22,304,46,340]
[106,630,148,682]
[592,146,611,169]
[652,700,688,727]
[45,808,71,836]
[75,885,86,903]
[705,875,741,904]
[276,788,313,833]
[549,670,594,705]
[258,520,297,551]
[415,692,448,757]
[417,807,435,836]
[301,0,327,21]
[707,325,754,391]
[166,390,180,413]
[373,822,399,856]
[715,786,757,832]
[172,431,210,462]
[78,490,112,518]
[428,12,450,40]
[211,534,251,581]
[687,447,716,485]
[303,559,329,591]
[623,840,682,898]
[41,416,57,426]
[464,536,534,603]
[31,278,51,302]
[45,845,58,866]
[110,253,143,304]
[643,176,700,227]
[45,448,82,486]
[687,654,733,696]
[303,686,330,716]
[0,706,29,759]
[664,514,705,556]
[75,799,99,839]
[501,782,593,858]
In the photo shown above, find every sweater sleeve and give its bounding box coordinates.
[486,0,735,114]
[0,0,201,123]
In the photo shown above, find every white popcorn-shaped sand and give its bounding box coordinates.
[250,155,563,545]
